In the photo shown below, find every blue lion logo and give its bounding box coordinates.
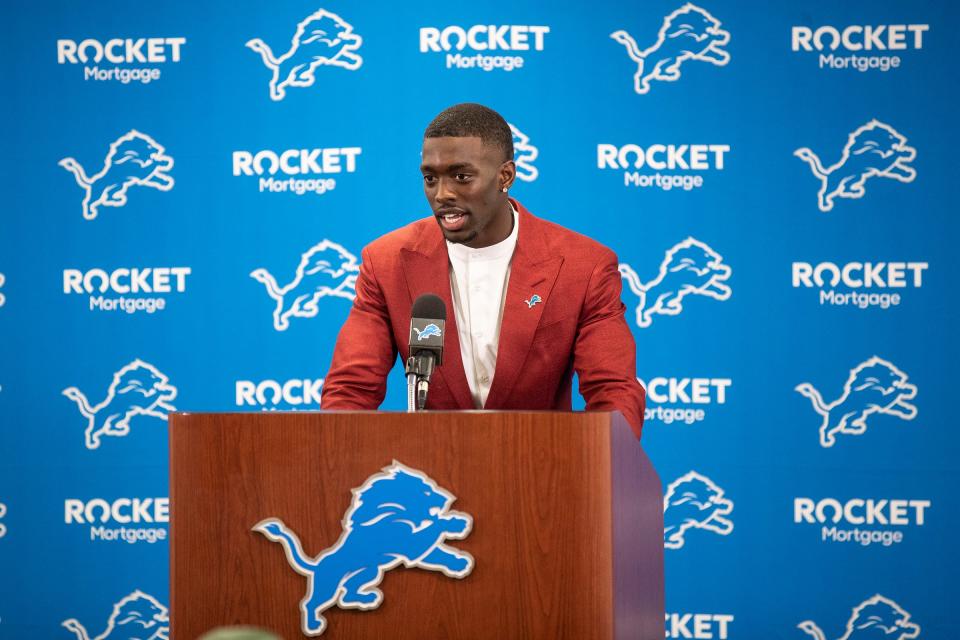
[253,462,474,636]
[525,294,542,308]
[413,323,442,341]
[798,594,920,640]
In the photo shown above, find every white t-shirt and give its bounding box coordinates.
[445,207,519,408]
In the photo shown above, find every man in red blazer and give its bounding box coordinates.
[321,104,645,438]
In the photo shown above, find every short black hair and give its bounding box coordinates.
[424,103,514,162]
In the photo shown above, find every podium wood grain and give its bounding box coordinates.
[169,411,663,639]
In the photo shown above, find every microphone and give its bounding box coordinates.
[406,293,446,411]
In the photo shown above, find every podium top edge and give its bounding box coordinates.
[169,410,622,417]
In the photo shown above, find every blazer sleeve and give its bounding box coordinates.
[573,250,646,438]
[321,246,398,409]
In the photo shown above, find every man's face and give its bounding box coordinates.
[420,136,514,248]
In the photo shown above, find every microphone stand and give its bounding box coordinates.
[405,352,436,412]
[405,369,417,413]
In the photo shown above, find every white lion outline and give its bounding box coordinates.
[611,3,731,95]
[663,471,734,549]
[247,9,363,101]
[509,123,539,182]
[795,356,918,448]
[62,590,169,640]
[794,120,917,212]
[619,237,732,328]
[59,130,174,220]
[798,594,920,640]
[62,359,178,450]
[250,239,360,331]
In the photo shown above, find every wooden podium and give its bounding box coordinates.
[169,411,663,639]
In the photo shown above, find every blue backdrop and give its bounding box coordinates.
[1,0,957,637]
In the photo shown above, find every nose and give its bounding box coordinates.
[434,177,456,204]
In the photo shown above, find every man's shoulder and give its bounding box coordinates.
[363,216,435,259]
[526,209,617,265]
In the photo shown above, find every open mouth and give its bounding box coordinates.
[437,209,469,232]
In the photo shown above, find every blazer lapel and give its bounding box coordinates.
[399,224,475,409]
[485,203,564,408]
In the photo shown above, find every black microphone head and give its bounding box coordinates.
[411,293,446,321]
[409,293,446,366]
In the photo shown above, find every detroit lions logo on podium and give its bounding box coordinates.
[251,239,359,331]
[798,594,920,640]
[794,120,917,212]
[414,323,442,340]
[611,4,730,95]
[663,471,734,549]
[254,461,473,636]
[62,590,169,640]
[619,238,731,328]
[247,9,363,101]
[509,123,539,182]
[795,356,918,448]
[59,130,174,220]
[62,359,178,450]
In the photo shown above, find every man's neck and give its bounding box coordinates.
[464,199,515,249]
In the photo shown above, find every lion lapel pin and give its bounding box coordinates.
[253,461,474,636]
[525,294,542,308]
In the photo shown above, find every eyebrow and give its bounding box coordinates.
[420,162,478,173]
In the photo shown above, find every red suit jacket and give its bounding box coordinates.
[321,199,646,438]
